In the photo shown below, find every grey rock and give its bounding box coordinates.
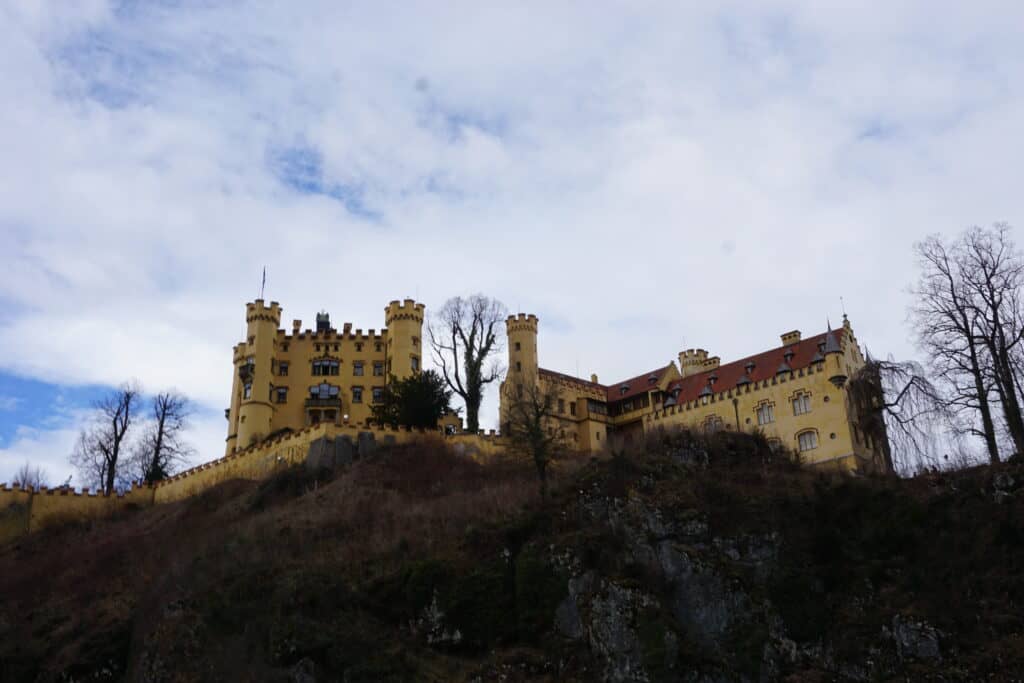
[554,596,584,640]
[993,471,1016,492]
[290,657,317,683]
[892,614,942,662]
[586,582,656,683]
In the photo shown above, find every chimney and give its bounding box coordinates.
[781,330,801,346]
[292,319,301,334]
[590,373,599,384]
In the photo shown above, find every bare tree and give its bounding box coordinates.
[428,295,508,433]
[11,462,48,491]
[128,391,194,483]
[958,224,1024,457]
[911,234,1001,463]
[504,381,565,498]
[70,381,141,494]
[847,357,953,474]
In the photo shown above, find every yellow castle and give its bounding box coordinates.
[225,299,426,454]
[499,312,889,473]
[224,297,888,473]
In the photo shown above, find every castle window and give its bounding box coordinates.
[570,402,577,416]
[324,409,337,422]
[411,356,420,372]
[243,383,252,399]
[623,400,634,412]
[756,403,775,425]
[558,398,565,414]
[309,383,340,400]
[353,361,365,376]
[355,342,363,352]
[315,344,321,352]
[275,387,288,404]
[798,430,818,452]
[281,343,289,352]
[334,344,339,352]
[372,387,384,403]
[792,392,811,415]
[516,361,522,372]
[703,415,723,434]
[373,361,384,376]
[375,342,383,352]
[768,438,782,453]
[309,409,321,424]
[352,387,363,403]
[312,360,339,376]
[412,336,419,347]
[278,361,289,376]
[515,342,522,351]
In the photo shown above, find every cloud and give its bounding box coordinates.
[0,396,21,412]
[1,2,1023,462]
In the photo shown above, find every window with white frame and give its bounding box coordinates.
[243,382,252,399]
[756,403,775,425]
[797,430,818,451]
[792,392,811,415]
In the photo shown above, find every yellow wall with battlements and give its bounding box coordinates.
[499,313,889,473]
[0,483,157,545]
[226,299,426,455]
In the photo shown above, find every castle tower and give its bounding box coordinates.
[233,299,282,451]
[678,348,709,378]
[384,299,425,381]
[506,313,539,390]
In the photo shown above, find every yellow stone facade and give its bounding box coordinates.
[226,299,426,454]
[500,313,890,474]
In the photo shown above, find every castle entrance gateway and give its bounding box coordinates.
[306,382,341,426]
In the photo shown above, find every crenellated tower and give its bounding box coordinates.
[231,299,282,452]
[384,299,425,381]
[506,313,539,392]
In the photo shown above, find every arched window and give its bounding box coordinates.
[792,392,811,415]
[797,430,818,452]
[703,414,724,434]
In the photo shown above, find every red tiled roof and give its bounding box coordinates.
[664,329,846,404]
[605,364,674,403]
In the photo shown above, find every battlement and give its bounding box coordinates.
[246,299,282,325]
[506,313,539,333]
[678,348,710,377]
[385,299,425,325]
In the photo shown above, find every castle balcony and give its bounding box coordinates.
[304,397,342,409]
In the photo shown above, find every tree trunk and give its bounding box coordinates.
[967,338,1001,464]
[995,331,1024,456]
[465,393,481,433]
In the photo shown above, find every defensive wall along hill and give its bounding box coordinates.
[0,423,508,544]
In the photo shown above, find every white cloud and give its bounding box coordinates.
[1,2,1023,460]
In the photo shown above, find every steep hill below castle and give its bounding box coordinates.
[1,432,1022,682]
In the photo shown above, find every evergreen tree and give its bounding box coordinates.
[372,370,455,429]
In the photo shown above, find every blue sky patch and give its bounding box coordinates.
[0,372,108,446]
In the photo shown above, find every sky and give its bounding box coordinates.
[1,1,1023,486]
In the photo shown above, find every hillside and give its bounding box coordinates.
[1,432,1022,682]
